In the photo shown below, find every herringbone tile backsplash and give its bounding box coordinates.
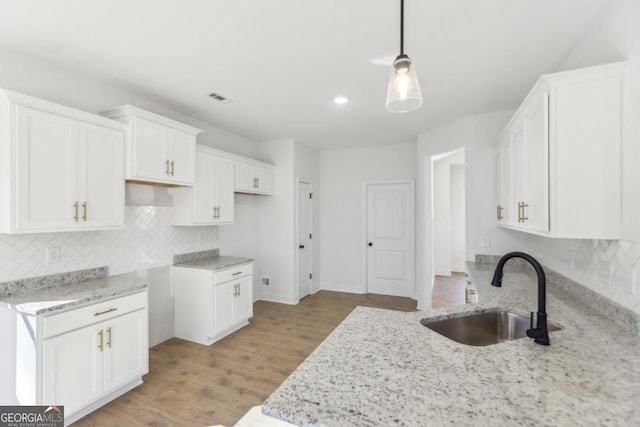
[523,235,640,314]
[0,206,218,282]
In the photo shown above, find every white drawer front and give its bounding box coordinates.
[213,263,253,285]
[43,291,148,339]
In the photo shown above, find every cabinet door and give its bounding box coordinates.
[234,276,253,322]
[42,324,103,415]
[254,165,274,194]
[214,156,235,223]
[16,106,79,231]
[523,91,550,232]
[78,123,125,229]
[168,129,196,184]
[192,152,216,224]
[499,137,514,226]
[103,309,148,393]
[214,281,236,335]
[234,161,256,192]
[132,117,169,181]
[511,121,527,229]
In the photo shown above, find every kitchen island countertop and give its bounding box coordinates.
[262,262,640,426]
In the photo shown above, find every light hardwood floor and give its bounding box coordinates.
[74,280,464,427]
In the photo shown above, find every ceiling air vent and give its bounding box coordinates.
[208,92,231,103]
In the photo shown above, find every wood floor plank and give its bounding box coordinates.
[74,284,462,427]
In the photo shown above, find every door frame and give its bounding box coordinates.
[295,178,313,301]
[363,180,416,298]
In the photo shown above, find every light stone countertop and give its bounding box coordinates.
[173,255,254,271]
[262,262,640,426]
[0,272,147,316]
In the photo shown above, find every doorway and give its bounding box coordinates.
[431,149,466,277]
[297,180,312,301]
[364,181,415,298]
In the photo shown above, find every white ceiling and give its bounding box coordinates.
[0,0,610,149]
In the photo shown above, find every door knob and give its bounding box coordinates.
[299,245,305,249]
[368,242,373,247]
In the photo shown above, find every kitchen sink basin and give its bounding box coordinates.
[420,310,560,346]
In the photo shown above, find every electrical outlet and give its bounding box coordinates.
[480,236,491,248]
[262,277,270,286]
[45,247,60,264]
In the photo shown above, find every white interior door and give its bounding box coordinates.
[366,181,415,297]
[297,181,312,301]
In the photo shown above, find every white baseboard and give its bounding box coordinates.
[319,282,366,294]
[256,294,298,305]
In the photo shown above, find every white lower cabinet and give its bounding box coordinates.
[174,263,253,346]
[43,323,104,416]
[214,275,253,337]
[5,291,148,425]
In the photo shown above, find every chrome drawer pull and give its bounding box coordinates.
[94,307,117,316]
[232,271,242,276]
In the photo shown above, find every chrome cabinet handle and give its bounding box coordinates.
[82,202,87,221]
[106,327,112,348]
[170,160,175,176]
[496,205,503,221]
[165,160,170,175]
[232,271,242,276]
[98,330,104,351]
[73,202,79,222]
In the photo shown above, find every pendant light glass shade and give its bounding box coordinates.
[386,0,423,113]
[385,54,423,113]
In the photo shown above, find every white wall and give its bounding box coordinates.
[432,149,465,276]
[498,0,640,314]
[432,157,452,276]
[317,143,417,294]
[256,139,297,304]
[450,164,466,272]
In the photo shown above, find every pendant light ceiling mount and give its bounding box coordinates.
[385,0,423,113]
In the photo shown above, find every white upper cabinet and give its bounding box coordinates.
[497,62,624,239]
[100,106,201,186]
[172,145,235,225]
[0,89,125,234]
[235,159,274,195]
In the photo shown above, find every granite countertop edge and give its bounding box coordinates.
[173,255,254,272]
[0,272,148,316]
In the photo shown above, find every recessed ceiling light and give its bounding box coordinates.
[333,96,349,105]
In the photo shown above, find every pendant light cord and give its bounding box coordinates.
[400,0,404,55]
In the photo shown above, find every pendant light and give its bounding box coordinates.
[385,0,423,113]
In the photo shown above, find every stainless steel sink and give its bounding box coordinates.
[420,310,560,346]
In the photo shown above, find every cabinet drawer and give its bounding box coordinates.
[43,291,147,339]
[213,263,253,285]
